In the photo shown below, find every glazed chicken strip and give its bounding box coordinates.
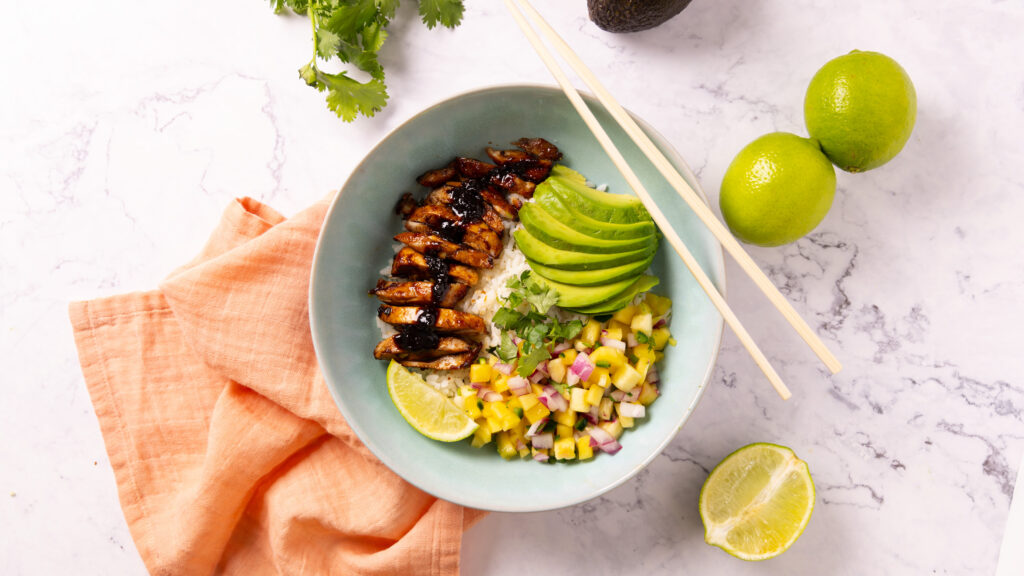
[479,188,518,219]
[424,184,504,233]
[393,232,494,269]
[397,351,478,370]
[394,192,419,219]
[405,205,504,257]
[377,305,487,335]
[453,157,496,178]
[370,279,469,308]
[514,137,562,160]
[489,169,537,198]
[373,335,481,360]
[391,247,479,286]
[416,162,458,188]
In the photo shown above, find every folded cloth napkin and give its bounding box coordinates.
[70,196,485,576]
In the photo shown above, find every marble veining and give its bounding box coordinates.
[3,0,1023,574]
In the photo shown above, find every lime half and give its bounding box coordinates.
[699,443,815,561]
[386,360,478,442]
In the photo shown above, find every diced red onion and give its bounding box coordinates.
[600,440,622,454]
[510,335,522,345]
[528,370,546,384]
[482,390,503,402]
[582,405,600,424]
[569,354,594,382]
[599,336,625,352]
[623,387,641,402]
[586,425,614,447]
[541,385,569,412]
[494,363,514,375]
[535,361,549,375]
[470,382,483,390]
[610,389,626,402]
[646,364,660,384]
[531,432,553,449]
[626,333,638,347]
[583,347,593,355]
[566,370,580,386]
[509,375,531,394]
[618,402,645,418]
[516,439,526,451]
[526,418,548,437]
[533,451,549,462]
[654,318,667,329]
[552,342,572,354]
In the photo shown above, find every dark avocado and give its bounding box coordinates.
[588,0,693,33]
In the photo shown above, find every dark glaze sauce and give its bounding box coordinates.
[435,219,466,244]
[392,256,448,352]
[448,180,487,222]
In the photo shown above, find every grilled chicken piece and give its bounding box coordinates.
[489,169,537,198]
[394,232,494,269]
[485,147,533,165]
[480,188,518,219]
[373,335,481,360]
[454,157,496,178]
[514,137,562,160]
[394,192,419,219]
[370,279,469,307]
[416,162,458,188]
[377,305,487,335]
[405,205,504,257]
[391,247,479,286]
[424,184,504,233]
[398,352,478,370]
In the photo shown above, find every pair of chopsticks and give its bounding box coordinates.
[504,0,842,399]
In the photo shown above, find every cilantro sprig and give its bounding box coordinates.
[271,0,465,122]
[488,271,583,377]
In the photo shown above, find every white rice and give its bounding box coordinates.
[378,223,530,397]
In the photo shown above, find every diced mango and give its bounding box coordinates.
[580,319,602,346]
[603,327,623,341]
[570,387,589,412]
[485,415,503,434]
[553,408,576,428]
[643,293,672,316]
[635,358,651,380]
[576,436,594,460]
[459,385,476,398]
[589,346,626,370]
[632,343,656,363]
[518,393,539,411]
[585,385,605,406]
[531,446,549,460]
[616,406,635,428]
[637,381,659,406]
[560,348,578,366]
[586,366,609,387]
[611,364,642,391]
[556,423,574,440]
[547,358,566,383]
[496,431,517,460]
[531,383,544,396]
[492,375,510,393]
[599,397,614,420]
[523,402,550,424]
[553,437,576,460]
[607,319,630,334]
[599,419,624,440]
[471,420,492,447]
[611,304,637,325]
[651,327,671,350]
[470,363,492,383]
[464,397,483,419]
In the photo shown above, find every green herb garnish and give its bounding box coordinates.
[271,0,465,122]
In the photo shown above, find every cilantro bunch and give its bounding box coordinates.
[490,271,584,377]
[270,0,465,121]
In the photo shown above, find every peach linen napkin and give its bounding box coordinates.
[70,196,485,576]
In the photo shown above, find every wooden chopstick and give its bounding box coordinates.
[504,0,792,400]
[511,0,842,375]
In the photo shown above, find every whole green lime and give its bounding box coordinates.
[720,132,836,247]
[804,50,917,172]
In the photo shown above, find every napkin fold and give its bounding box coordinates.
[70,196,485,576]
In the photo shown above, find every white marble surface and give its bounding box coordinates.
[3,0,1023,574]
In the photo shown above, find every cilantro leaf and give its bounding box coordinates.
[419,0,465,29]
[303,67,389,122]
[517,346,551,378]
[495,332,518,363]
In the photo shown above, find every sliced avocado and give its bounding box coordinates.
[519,202,655,254]
[514,229,656,271]
[534,189,656,241]
[564,275,661,315]
[533,274,641,309]
[549,164,588,184]
[539,176,650,224]
[588,0,693,33]
[527,254,653,286]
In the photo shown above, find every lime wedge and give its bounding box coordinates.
[386,360,478,442]
[699,443,815,561]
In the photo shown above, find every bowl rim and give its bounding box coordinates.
[309,82,726,512]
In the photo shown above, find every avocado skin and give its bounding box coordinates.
[588,0,693,33]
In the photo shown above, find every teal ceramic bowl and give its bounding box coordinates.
[310,85,724,512]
